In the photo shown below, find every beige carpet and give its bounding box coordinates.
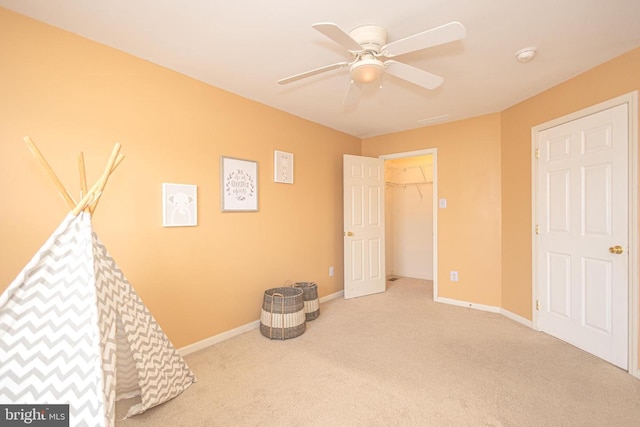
[117,277,640,426]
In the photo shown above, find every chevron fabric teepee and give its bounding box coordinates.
[0,139,195,426]
[0,212,196,426]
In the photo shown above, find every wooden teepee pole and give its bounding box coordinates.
[24,136,76,209]
[88,152,124,214]
[24,136,125,216]
[72,143,122,216]
[78,151,125,215]
[78,152,88,200]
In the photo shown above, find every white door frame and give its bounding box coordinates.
[380,149,438,301]
[531,91,639,377]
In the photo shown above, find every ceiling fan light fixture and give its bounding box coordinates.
[351,58,384,84]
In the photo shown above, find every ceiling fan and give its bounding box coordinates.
[278,21,466,106]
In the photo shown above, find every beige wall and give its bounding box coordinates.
[364,47,640,334]
[363,114,503,306]
[501,47,640,320]
[0,8,360,348]
[2,6,639,359]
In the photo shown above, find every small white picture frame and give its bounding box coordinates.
[162,183,198,227]
[274,150,294,184]
[221,156,259,212]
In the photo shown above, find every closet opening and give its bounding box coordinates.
[381,150,437,299]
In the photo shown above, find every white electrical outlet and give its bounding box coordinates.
[450,271,459,282]
[329,266,334,277]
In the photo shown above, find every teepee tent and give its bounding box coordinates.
[0,138,196,426]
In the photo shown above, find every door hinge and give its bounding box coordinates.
[535,224,540,235]
[536,300,540,311]
[535,148,539,159]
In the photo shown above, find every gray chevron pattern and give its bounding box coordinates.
[0,212,196,426]
[92,231,196,418]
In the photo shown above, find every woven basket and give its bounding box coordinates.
[260,287,306,340]
[294,282,320,321]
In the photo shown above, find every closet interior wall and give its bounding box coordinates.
[384,155,434,280]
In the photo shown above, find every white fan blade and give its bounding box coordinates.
[312,22,364,52]
[384,60,443,90]
[343,81,362,109]
[381,21,466,57]
[278,62,349,84]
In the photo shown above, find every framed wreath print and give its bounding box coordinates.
[220,156,258,212]
[274,150,294,184]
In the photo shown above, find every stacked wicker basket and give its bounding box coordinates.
[260,282,319,340]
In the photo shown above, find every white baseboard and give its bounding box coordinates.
[435,296,501,313]
[500,308,533,328]
[320,290,343,303]
[435,297,534,329]
[179,289,345,356]
[179,320,261,356]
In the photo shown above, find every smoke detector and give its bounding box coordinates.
[515,47,537,63]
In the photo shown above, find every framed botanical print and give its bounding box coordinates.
[220,156,258,212]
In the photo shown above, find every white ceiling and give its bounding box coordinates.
[2,0,640,138]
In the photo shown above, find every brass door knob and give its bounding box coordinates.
[609,245,624,255]
[345,231,354,237]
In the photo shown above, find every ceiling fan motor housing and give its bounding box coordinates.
[348,25,388,53]
[348,25,388,84]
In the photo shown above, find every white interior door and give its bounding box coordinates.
[536,103,629,368]
[343,154,386,299]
